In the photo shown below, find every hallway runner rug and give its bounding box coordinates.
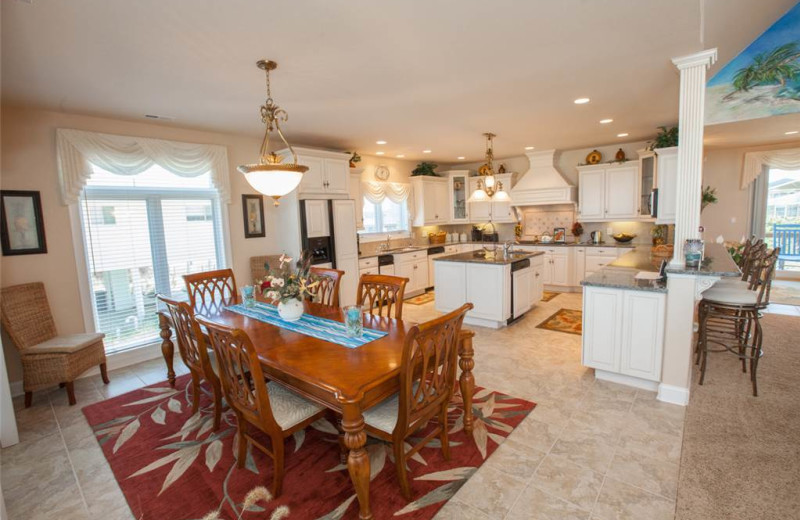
[405,292,436,305]
[536,308,583,335]
[82,374,535,520]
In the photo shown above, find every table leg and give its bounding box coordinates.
[341,402,372,520]
[158,313,176,388]
[459,329,476,434]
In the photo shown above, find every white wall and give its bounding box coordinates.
[0,105,286,383]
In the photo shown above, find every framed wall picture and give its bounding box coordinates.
[553,227,566,243]
[242,194,266,238]
[1,190,47,256]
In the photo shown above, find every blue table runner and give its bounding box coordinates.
[225,302,387,349]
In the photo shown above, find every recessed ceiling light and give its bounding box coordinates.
[524,146,535,150]
[617,133,629,137]
[395,154,405,158]
[574,98,590,104]
[785,130,798,135]
[376,140,387,145]
[423,150,432,154]
[457,156,466,160]
[375,151,385,155]
[600,119,613,124]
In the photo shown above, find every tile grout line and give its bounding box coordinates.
[50,397,92,517]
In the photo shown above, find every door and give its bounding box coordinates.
[656,147,678,224]
[513,267,532,318]
[304,200,330,238]
[582,287,622,371]
[297,155,325,194]
[541,252,553,284]
[449,173,470,223]
[756,166,800,276]
[413,259,429,291]
[394,261,414,289]
[469,178,491,222]
[491,200,513,222]
[433,181,449,223]
[605,165,639,219]
[349,172,364,230]
[578,169,605,220]
[324,159,350,194]
[620,291,665,381]
[332,200,358,306]
[551,254,569,285]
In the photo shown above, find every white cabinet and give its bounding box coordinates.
[530,255,545,307]
[304,200,330,238]
[332,200,359,306]
[411,177,449,226]
[535,246,571,287]
[467,174,515,223]
[577,162,641,222]
[655,147,678,225]
[280,147,350,197]
[393,250,428,296]
[468,177,492,222]
[444,171,470,223]
[584,248,618,278]
[349,170,364,230]
[582,286,665,383]
[574,247,586,283]
[512,266,532,318]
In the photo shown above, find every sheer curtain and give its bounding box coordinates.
[361,181,414,226]
[56,128,231,204]
[741,148,800,189]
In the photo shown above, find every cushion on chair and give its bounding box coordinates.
[702,287,759,305]
[363,393,401,434]
[714,278,749,288]
[24,333,105,355]
[266,381,325,430]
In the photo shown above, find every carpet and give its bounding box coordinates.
[676,313,800,519]
[405,292,435,305]
[536,309,582,335]
[769,280,800,306]
[82,375,534,520]
[540,291,561,302]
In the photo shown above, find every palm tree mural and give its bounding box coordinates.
[725,42,800,99]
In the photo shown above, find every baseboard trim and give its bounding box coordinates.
[9,342,165,398]
[657,383,690,406]
[594,369,659,392]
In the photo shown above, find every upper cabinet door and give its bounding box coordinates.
[578,169,605,221]
[297,156,326,194]
[604,165,639,220]
[448,173,470,223]
[468,177,491,222]
[324,159,350,194]
[304,200,330,238]
[331,200,358,259]
[434,181,450,223]
[656,147,678,225]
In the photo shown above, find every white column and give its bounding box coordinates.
[669,49,717,267]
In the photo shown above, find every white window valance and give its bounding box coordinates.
[362,181,412,204]
[741,148,800,189]
[56,128,231,204]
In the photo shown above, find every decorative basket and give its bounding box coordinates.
[651,244,674,257]
[428,231,447,244]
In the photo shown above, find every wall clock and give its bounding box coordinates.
[374,165,390,181]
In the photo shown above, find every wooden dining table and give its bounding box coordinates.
[156,300,476,520]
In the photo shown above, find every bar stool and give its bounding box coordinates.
[714,238,765,289]
[695,247,779,396]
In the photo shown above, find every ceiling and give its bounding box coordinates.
[704,112,800,149]
[2,0,797,162]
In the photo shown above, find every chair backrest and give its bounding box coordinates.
[250,255,284,284]
[741,241,766,283]
[737,236,759,270]
[184,269,238,316]
[0,282,57,350]
[196,316,280,434]
[158,295,213,378]
[308,267,344,308]
[751,247,780,308]
[356,274,409,320]
[396,303,472,435]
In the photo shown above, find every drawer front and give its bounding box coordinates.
[358,257,378,269]
[394,251,425,264]
[359,267,379,276]
[585,255,612,272]
[444,245,459,254]
[587,248,617,257]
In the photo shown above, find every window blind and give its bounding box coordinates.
[80,165,225,353]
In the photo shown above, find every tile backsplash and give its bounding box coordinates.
[520,205,576,239]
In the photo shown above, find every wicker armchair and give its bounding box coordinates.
[0,282,109,407]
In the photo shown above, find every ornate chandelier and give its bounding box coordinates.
[238,60,308,205]
[468,132,511,203]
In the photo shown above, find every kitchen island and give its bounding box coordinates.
[434,249,545,328]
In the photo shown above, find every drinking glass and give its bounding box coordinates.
[344,305,363,338]
[241,285,256,308]
[684,239,704,268]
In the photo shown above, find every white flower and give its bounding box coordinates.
[271,277,285,288]
[266,291,280,301]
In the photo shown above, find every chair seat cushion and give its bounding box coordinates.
[715,278,748,288]
[363,393,401,434]
[25,333,105,355]
[267,381,325,430]
[702,287,758,305]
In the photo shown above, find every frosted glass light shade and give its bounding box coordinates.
[493,189,511,202]
[238,163,307,205]
[468,187,489,202]
[484,175,496,189]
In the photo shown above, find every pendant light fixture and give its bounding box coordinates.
[238,59,308,205]
[468,132,511,203]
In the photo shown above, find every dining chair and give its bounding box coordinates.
[0,282,109,407]
[361,302,473,500]
[356,274,410,320]
[184,268,238,316]
[158,295,223,430]
[196,316,327,497]
[308,267,344,308]
[250,255,284,283]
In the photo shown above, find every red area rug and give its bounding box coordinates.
[82,374,535,520]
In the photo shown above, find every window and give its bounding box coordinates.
[80,165,225,353]
[360,197,409,235]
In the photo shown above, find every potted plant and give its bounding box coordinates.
[411,161,439,177]
[346,151,361,168]
[701,185,718,212]
[648,126,679,150]
[259,252,319,321]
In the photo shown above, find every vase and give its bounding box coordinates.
[277,298,304,322]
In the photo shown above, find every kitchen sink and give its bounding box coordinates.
[386,246,420,253]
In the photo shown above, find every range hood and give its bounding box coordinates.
[510,150,577,206]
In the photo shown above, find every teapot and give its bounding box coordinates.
[590,231,603,244]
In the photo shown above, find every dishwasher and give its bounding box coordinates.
[508,258,532,324]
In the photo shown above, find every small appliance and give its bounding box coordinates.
[590,231,603,244]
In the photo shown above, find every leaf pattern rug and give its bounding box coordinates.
[536,308,583,335]
[82,374,535,520]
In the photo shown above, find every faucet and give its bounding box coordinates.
[378,234,391,252]
[503,240,514,257]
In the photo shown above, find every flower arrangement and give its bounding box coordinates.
[259,252,318,304]
[571,222,584,238]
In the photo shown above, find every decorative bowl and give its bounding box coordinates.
[612,233,636,243]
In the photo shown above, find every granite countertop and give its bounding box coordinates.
[434,250,544,265]
[516,241,636,249]
[358,241,501,259]
[664,243,741,277]
[581,248,668,293]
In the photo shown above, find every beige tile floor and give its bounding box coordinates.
[2,292,688,520]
